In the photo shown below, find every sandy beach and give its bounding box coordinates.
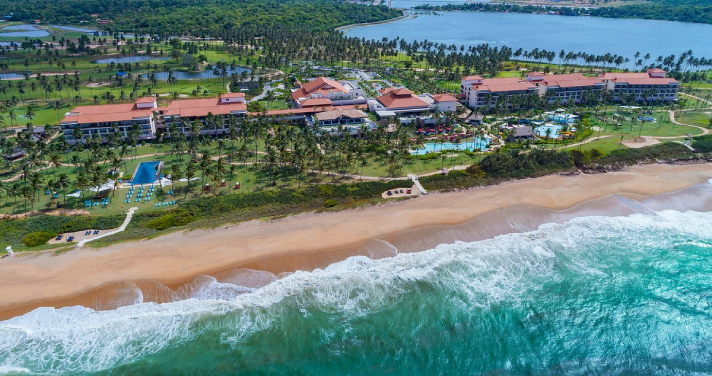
[1,163,711,319]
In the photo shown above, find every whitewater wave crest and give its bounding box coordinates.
[1,210,711,374]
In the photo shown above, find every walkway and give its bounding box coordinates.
[667,110,710,136]
[75,207,138,248]
[408,174,428,195]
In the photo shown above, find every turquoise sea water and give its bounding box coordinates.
[1,209,712,375]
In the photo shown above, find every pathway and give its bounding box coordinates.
[408,174,428,195]
[251,81,284,102]
[75,207,138,248]
[666,110,709,136]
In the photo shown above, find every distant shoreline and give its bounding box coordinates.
[0,163,710,320]
[335,12,415,33]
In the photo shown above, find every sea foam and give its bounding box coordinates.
[1,209,711,374]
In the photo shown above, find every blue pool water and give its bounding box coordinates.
[546,114,578,124]
[534,124,563,138]
[132,162,160,185]
[412,139,490,155]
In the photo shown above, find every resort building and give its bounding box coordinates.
[429,94,459,113]
[527,72,605,104]
[598,69,679,101]
[158,93,247,136]
[60,97,157,144]
[460,76,538,109]
[460,68,678,110]
[61,94,248,143]
[308,108,376,136]
[291,77,366,108]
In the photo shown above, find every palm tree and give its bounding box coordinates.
[170,164,181,195]
[56,173,70,204]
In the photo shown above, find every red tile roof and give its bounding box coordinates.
[431,94,459,103]
[291,77,349,102]
[470,78,537,93]
[61,103,153,124]
[599,72,678,85]
[462,75,483,81]
[135,97,156,104]
[540,74,604,88]
[220,92,245,98]
[647,68,666,73]
[163,97,246,117]
[300,98,333,107]
[376,88,429,109]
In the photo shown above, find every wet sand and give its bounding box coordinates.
[0,163,711,319]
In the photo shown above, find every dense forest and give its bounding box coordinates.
[415,0,712,25]
[0,0,402,34]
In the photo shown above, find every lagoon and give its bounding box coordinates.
[347,12,712,66]
[50,25,98,34]
[0,24,49,38]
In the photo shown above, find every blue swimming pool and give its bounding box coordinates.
[411,139,490,155]
[133,161,161,185]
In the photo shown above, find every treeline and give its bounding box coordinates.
[0,0,401,34]
[415,1,712,26]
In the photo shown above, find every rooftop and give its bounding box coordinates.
[376,87,429,109]
[163,97,247,117]
[599,71,678,85]
[61,102,154,124]
[315,108,368,121]
[291,77,349,102]
[431,93,459,103]
[470,78,537,93]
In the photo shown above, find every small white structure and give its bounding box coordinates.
[5,246,14,257]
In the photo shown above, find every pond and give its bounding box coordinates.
[347,12,712,67]
[50,25,98,34]
[0,24,50,38]
[144,66,252,80]
[411,138,490,155]
[93,56,171,64]
[0,72,26,80]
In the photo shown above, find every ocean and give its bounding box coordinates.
[1,202,712,374]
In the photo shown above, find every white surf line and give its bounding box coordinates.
[76,207,138,248]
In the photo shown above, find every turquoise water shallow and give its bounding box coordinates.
[1,209,712,375]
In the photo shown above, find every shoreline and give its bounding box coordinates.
[335,12,415,32]
[0,163,711,320]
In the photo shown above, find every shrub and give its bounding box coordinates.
[22,231,56,247]
[146,210,194,230]
[692,134,712,153]
[323,199,338,208]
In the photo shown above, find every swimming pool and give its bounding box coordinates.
[546,114,578,124]
[132,161,161,185]
[534,124,563,138]
[411,139,490,155]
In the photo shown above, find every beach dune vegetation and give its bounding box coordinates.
[22,231,57,247]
